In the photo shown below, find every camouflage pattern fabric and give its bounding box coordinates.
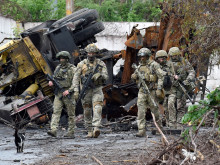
[131,59,165,131]
[50,63,76,134]
[160,57,195,128]
[73,58,108,131]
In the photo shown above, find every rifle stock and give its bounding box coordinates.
[77,64,102,104]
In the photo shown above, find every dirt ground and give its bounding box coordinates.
[0,120,181,165]
[1,120,219,165]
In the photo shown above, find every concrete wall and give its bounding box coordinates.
[95,22,159,51]
[0,16,159,50]
[0,15,17,45]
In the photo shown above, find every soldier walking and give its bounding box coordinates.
[155,50,176,128]
[73,43,108,138]
[47,51,76,138]
[168,47,195,128]
[131,48,165,137]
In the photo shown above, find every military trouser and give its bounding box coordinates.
[50,92,76,134]
[163,94,176,128]
[137,88,161,131]
[81,86,103,131]
[177,95,187,124]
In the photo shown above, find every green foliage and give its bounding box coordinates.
[76,0,162,22]
[181,87,220,139]
[181,87,220,142]
[0,0,162,22]
[12,26,23,37]
[182,87,220,125]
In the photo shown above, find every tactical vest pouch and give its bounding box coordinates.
[163,74,172,89]
[58,79,70,88]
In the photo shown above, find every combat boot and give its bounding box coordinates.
[47,130,57,137]
[64,131,75,139]
[93,127,100,138]
[136,130,146,137]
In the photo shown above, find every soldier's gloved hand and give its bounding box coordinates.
[156,89,164,100]
[74,91,79,101]
[183,79,190,86]
[92,73,101,81]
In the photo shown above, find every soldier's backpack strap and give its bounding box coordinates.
[53,65,61,77]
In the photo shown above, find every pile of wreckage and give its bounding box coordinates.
[0,4,208,130]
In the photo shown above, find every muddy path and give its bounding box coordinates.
[0,122,181,165]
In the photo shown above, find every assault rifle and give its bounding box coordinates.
[46,74,71,100]
[77,64,102,104]
[132,63,157,107]
[170,62,194,103]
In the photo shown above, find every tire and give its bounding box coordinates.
[50,8,88,27]
[50,9,99,29]
[73,22,105,44]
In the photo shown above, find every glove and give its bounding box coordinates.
[74,91,79,101]
[156,89,164,101]
[183,79,190,86]
[92,73,101,81]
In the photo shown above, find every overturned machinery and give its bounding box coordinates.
[0,8,104,126]
[0,4,209,126]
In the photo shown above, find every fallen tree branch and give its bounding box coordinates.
[102,115,136,127]
[151,112,169,145]
[148,138,182,165]
[91,156,103,165]
[193,109,214,140]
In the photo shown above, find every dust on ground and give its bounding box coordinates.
[0,122,179,165]
[1,122,219,165]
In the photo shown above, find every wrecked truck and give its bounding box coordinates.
[0,8,104,128]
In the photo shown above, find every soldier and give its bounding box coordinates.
[73,43,108,138]
[131,48,165,137]
[155,50,175,128]
[47,51,76,138]
[168,47,195,128]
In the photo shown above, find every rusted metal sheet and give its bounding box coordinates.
[121,47,137,84]
[125,27,143,49]
[143,26,160,48]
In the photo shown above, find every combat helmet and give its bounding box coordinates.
[137,48,151,57]
[168,47,181,56]
[85,43,99,53]
[155,50,168,59]
[56,51,71,59]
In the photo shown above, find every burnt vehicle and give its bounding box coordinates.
[0,8,105,127]
[101,4,208,121]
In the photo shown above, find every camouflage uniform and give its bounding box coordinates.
[73,44,108,138]
[155,50,176,128]
[48,51,76,138]
[168,47,195,127]
[131,48,165,137]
